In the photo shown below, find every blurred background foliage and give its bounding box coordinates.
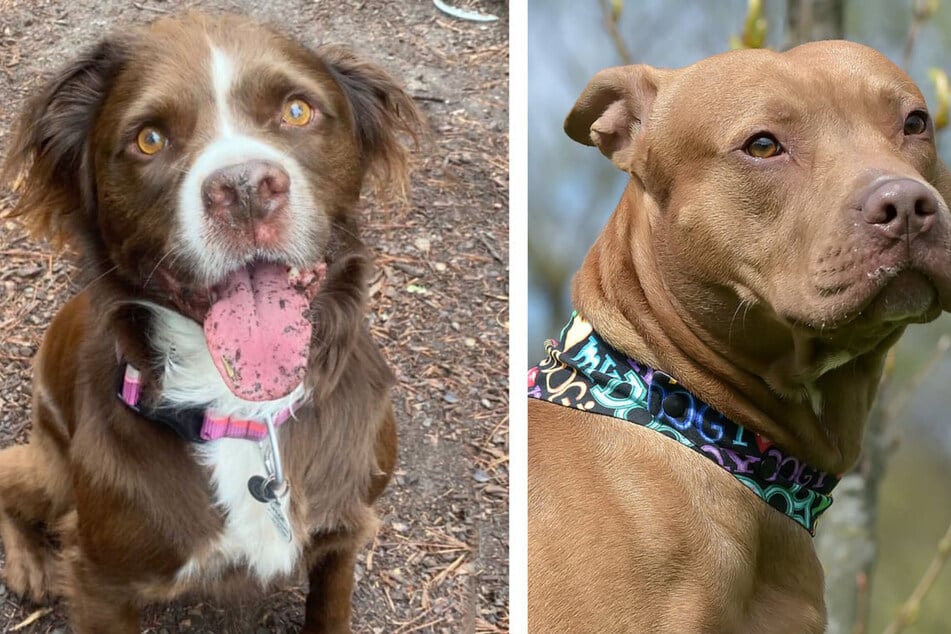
[527,1,951,631]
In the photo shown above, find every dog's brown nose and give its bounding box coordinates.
[202,160,290,223]
[860,178,937,240]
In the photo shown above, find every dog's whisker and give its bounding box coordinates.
[143,249,175,288]
[727,300,746,344]
[77,264,119,293]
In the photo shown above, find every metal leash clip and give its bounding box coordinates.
[247,415,293,542]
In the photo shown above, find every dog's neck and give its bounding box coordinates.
[529,312,838,534]
[111,304,309,443]
[573,180,892,474]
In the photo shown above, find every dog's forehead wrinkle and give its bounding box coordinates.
[662,48,920,143]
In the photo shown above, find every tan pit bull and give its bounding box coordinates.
[528,41,951,633]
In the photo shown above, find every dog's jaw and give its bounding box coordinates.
[576,178,902,473]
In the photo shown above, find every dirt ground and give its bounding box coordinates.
[0,0,508,632]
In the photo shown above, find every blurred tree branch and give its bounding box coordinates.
[527,235,571,327]
[785,0,844,48]
[731,0,768,49]
[597,0,632,64]
[883,516,951,634]
[904,0,940,68]
[815,360,889,634]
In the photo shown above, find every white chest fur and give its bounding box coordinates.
[183,438,301,583]
[144,304,304,584]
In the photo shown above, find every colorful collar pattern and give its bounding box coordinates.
[117,363,297,443]
[528,312,838,535]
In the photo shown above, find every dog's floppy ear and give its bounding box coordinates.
[320,46,424,200]
[2,37,127,247]
[565,65,668,172]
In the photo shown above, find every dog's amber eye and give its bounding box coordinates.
[903,111,929,135]
[744,134,783,159]
[135,127,168,155]
[281,99,313,127]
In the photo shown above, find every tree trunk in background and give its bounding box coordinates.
[815,388,891,634]
[786,5,882,632]
[785,0,845,48]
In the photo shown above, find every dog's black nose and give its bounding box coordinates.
[860,178,937,240]
[202,160,290,223]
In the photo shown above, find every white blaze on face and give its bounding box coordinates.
[211,46,237,135]
[168,44,323,581]
[176,43,321,286]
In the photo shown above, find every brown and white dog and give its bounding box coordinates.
[529,42,951,632]
[0,13,420,633]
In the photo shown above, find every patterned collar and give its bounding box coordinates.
[116,362,299,443]
[528,312,839,535]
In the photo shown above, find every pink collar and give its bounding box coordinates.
[117,363,299,442]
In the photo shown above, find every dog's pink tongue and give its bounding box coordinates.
[204,262,311,401]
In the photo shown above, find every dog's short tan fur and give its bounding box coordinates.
[529,42,951,632]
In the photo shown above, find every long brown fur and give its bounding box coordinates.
[0,12,421,634]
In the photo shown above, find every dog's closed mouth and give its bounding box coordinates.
[860,269,939,323]
[202,259,326,402]
[804,263,942,331]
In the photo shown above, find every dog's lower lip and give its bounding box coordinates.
[157,258,322,324]
[818,269,937,328]
[862,270,938,322]
[799,265,939,331]
[867,264,904,284]
[208,259,323,293]
[154,269,210,322]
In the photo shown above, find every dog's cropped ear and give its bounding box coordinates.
[565,65,668,172]
[2,38,127,247]
[320,46,424,200]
